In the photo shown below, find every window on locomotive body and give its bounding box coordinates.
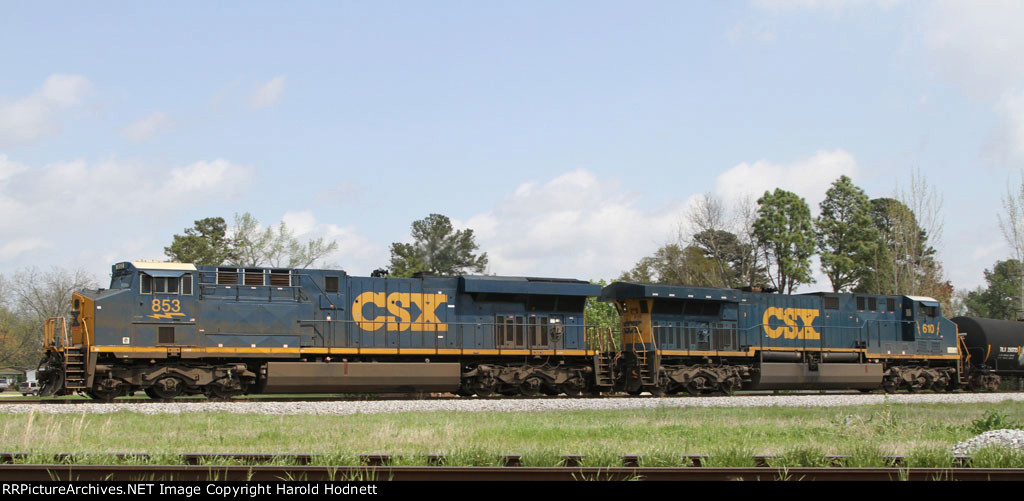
[823,296,840,310]
[325,276,339,293]
[181,274,193,296]
[856,296,866,310]
[868,297,878,311]
[140,273,153,294]
[153,276,179,294]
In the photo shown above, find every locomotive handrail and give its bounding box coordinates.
[44,317,69,350]
[295,318,592,354]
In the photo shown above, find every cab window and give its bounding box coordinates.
[154,277,179,294]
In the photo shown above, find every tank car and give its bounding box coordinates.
[599,281,962,395]
[37,261,605,400]
[951,316,1024,391]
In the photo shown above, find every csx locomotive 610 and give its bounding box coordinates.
[35,261,1021,400]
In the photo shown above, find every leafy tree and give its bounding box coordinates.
[753,188,816,294]
[0,304,36,369]
[687,194,735,287]
[388,214,488,277]
[584,279,620,349]
[964,260,1024,320]
[619,243,719,286]
[856,197,953,310]
[858,198,933,292]
[690,229,768,288]
[164,217,236,266]
[229,213,339,269]
[815,175,878,292]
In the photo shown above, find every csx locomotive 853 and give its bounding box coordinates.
[35,261,1022,400]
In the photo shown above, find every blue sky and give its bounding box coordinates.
[0,0,1021,293]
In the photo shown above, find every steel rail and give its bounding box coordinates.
[0,464,1022,481]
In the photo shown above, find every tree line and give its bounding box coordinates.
[621,174,951,307]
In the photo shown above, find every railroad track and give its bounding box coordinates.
[1,452,1021,481]
[0,394,682,405]
[0,389,894,404]
[1,464,1021,481]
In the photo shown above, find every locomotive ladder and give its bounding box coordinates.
[63,346,87,390]
[594,353,615,387]
[631,326,657,386]
[45,316,88,391]
[587,327,618,388]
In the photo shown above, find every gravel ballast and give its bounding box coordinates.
[952,429,1024,455]
[2,392,1023,416]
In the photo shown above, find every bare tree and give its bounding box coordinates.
[999,171,1024,316]
[687,193,732,287]
[2,267,98,369]
[889,168,951,307]
[10,267,98,322]
[230,212,339,269]
[733,193,767,288]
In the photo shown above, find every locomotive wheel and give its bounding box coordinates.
[968,377,985,393]
[882,378,899,394]
[986,376,1000,392]
[719,375,741,396]
[560,377,587,397]
[471,377,497,397]
[148,376,185,400]
[684,377,705,396]
[519,377,542,397]
[205,381,244,400]
[89,385,123,402]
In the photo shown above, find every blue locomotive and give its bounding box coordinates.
[35,261,1012,399]
[601,282,962,395]
[39,261,602,400]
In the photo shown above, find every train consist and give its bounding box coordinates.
[35,261,1024,400]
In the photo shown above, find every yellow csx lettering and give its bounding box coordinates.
[352,292,448,332]
[762,307,820,340]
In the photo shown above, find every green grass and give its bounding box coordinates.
[1,400,1022,467]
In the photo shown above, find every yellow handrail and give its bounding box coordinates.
[44,317,69,350]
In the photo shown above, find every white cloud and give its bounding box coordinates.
[273,211,385,274]
[971,241,1005,262]
[0,238,49,261]
[0,74,91,147]
[997,91,1024,158]
[0,156,252,270]
[120,111,172,142]
[167,159,251,196]
[458,169,682,280]
[753,0,899,10]
[920,0,1024,99]
[713,149,859,211]
[248,76,286,110]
